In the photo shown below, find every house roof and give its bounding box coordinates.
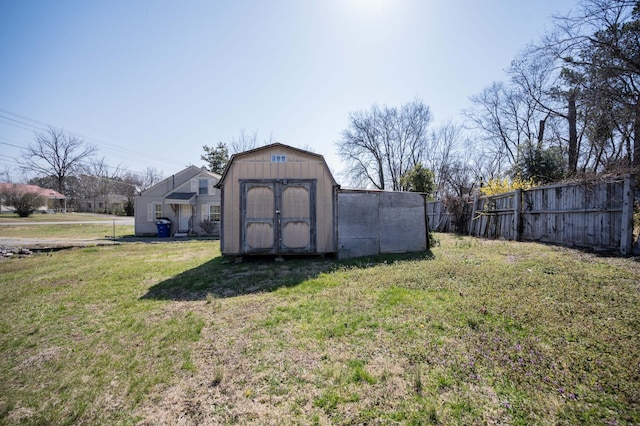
[165,192,196,204]
[141,165,221,197]
[0,183,66,199]
[215,142,339,188]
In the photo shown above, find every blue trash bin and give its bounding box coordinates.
[156,218,171,238]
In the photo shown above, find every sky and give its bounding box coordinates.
[0,0,578,183]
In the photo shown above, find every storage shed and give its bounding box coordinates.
[215,143,340,256]
[336,189,429,259]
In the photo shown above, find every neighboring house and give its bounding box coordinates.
[0,183,66,213]
[77,194,129,214]
[215,143,340,256]
[134,166,221,237]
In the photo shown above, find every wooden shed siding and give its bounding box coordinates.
[220,145,336,255]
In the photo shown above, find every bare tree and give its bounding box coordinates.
[76,158,130,213]
[229,129,258,154]
[467,79,555,172]
[227,129,277,155]
[337,106,386,189]
[223,129,277,157]
[336,99,432,190]
[20,127,97,194]
[136,167,163,194]
[535,0,640,171]
[427,121,466,195]
[298,144,316,153]
[117,167,162,215]
[390,99,433,190]
[500,40,587,176]
[0,166,12,183]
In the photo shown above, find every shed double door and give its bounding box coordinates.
[241,180,316,254]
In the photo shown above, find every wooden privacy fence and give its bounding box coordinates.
[427,175,636,255]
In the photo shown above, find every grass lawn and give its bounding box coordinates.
[0,213,127,223]
[0,213,133,240]
[1,234,639,425]
[0,223,134,239]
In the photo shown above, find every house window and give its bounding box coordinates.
[271,154,287,163]
[148,202,163,221]
[209,205,221,222]
[198,179,208,195]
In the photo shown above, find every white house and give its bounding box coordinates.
[134,166,222,237]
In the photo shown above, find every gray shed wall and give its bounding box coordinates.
[337,191,428,259]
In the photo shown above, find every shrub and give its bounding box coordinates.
[480,177,536,196]
[200,219,220,235]
[1,185,46,217]
[514,142,565,184]
[442,194,472,233]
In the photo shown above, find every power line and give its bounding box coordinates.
[0,116,42,133]
[0,113,159,163]
[1,135,159,179]
[0,113,47,133]
[0,108,50,130]
[0,108,189,177]
[0,140,24,150]
[0,108,183,169]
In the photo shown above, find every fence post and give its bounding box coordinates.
[469,193,478,235]
[620,174,635,255]
[514,189,522,241]
[423,195,430,250]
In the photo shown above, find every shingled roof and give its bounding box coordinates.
[0,183,66,199]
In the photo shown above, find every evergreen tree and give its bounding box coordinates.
[400,163,435,195]
[201,142,229,174]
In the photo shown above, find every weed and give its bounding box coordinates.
[436,373,453,391]
[313,389,341,411]
[210,368,224,387]
[466,316,480,330]
[412,368,423,396]
[181,350,196,372]
[347,359,377,385]
[205,292,222,310]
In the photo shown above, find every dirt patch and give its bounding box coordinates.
[15,346,65,372]
[5,406,35,423]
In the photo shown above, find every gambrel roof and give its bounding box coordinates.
[215,143,339,189]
